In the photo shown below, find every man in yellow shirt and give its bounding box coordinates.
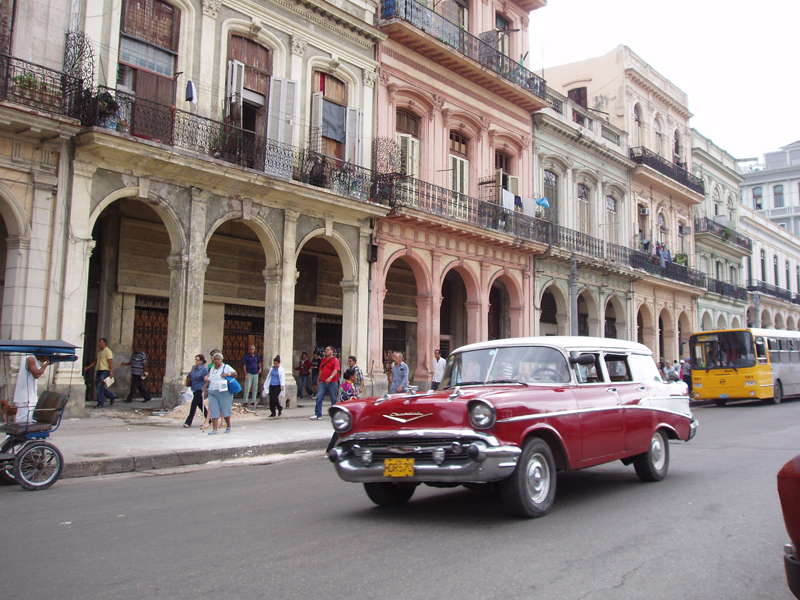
[83,338,115,407]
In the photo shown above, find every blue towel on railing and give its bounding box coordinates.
[536,197,550,208]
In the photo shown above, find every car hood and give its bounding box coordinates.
[346,387,507,432]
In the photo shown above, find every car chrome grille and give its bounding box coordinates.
[341,437,484,464]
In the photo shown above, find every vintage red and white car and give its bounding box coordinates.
[328,337,698,518]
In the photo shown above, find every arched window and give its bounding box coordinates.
[753,187,763,210]
[605,195,618,245]
[774,184,785,208]
[729,265,736,284]
[715,261,722,281]
[787,260,792,293]
[658,212,666,245]
[774,255,780,285]
[544,170,558,223]
[226,35,272,136]
[118,0,179,105]
[727,195,736,220]
[653,119,662,154]
[712,187,721,216]
[577,183,591,234]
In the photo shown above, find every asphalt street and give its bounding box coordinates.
[1,400,798,600]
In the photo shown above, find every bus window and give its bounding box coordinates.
[792,340,800,364]
[689,331,756,370]
[755,337,768,364]
[769,338,780,363]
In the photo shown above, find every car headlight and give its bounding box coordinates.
[330,407,352,433]
[745,381,756,386]
[468,400,496,429]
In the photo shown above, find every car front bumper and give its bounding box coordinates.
[329,429,521,484]
[687,418,699,441]
[786,545,800,599]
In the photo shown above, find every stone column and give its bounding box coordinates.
[289,36,306,148]
[465,302,481,344]
[183,188,211,374]
[355,227,371,364]
[368,241,388,393]
[263,267,282,361]
[164,253,189,407]
[25,172,58,339]
[2,236,30,340]
[199,0,221,118]
[278,210,298,393]
[340,278,359,363]
[414,294,433,385]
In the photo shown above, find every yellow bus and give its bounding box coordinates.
[688,328,800,407]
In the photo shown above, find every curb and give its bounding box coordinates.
[62,438,329,479]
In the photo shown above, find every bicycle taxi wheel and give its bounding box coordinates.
[0,437,24,484]
[13,441,64,490]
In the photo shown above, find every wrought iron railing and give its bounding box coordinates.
[83,86,375,203]
[381,0,546,100]
[694,217,753,252]
[629,248,707,287]
[707,277,748,301]
[373,174,551,244]
[630,146,705,195]
[552,226,604,259]
[0,54,82,119]
[747,279,793,303]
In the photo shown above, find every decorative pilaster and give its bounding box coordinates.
[278,210,298,390]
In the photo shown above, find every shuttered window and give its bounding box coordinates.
[228,35,271,96]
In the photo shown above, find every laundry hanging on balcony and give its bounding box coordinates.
[322,100,346,144]
[536,197,550,208]
[501,189,515,211]
[185,81,197,104]
[522,197,537,216]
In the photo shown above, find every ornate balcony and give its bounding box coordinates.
[374,174,551,245]
[0,54,82,119]
[629,249,707,288]
[379,0,547,111]
[747,280,793,303]
[630,146,705,195]
[694,217,753,252]
[706,277,748,301]
[82,86,376,204]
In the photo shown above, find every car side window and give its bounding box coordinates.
[604,354,632,382]
[574,353,604,384]
[628,354,662,382]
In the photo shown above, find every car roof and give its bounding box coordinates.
[453,336,653,356]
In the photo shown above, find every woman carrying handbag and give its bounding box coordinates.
[204,352,237,434]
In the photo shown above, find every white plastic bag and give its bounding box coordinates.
[180,388,193,404]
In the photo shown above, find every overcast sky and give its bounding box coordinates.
[527,0,799,161]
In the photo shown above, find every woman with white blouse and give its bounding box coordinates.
[204,352,237,434]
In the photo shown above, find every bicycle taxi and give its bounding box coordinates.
[0,340,77,490]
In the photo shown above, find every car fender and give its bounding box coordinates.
[518,423,574,471]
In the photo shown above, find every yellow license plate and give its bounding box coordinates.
[383,458,414,478]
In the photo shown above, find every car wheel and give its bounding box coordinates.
[500,437,556,518]
[766,380,782,405]
[13,441,64,491]
[363,482,417,506]
[714,399,727,407]
[633,430,670,482]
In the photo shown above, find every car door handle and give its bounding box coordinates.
[606,387,617,393]
[636,386,646,391]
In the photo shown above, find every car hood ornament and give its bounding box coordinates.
[383,412,432,423]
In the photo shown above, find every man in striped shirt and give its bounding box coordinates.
[122,344,151,403]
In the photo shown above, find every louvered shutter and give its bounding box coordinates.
[267,78,297,145]
[226,59,245,126]
[345,107,363,164]
[310,92,323,153]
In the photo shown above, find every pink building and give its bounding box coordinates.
[368,0,550,390]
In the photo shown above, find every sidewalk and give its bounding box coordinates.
[54,398,333,479]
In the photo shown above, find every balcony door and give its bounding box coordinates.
[449,131,469,220]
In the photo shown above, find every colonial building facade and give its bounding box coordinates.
[739,141,800,236]
[691,129,750,331]
[543,46,706,362]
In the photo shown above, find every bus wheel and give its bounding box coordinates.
[765,380,782,405]
[714,399,727,407]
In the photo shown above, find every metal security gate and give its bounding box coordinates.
[222,304,264,397]
[315,316,342,359]
[132,295,169,397]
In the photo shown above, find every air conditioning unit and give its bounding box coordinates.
[640,207,650,216]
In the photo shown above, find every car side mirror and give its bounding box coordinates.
[569,352,596,366]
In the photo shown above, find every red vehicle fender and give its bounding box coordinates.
[778,454,800,548]
[516,423,576,471]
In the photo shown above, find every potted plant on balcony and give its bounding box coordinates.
[674,253,688,266]
[12,73,40,99]
[94,90,119,130]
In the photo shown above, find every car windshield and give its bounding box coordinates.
[690,331,755,370]
[442,345,571,387]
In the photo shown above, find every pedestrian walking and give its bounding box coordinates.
[262,355,285,417]
[683,357,693,392]
[242,345,262,410]
[310,351,321,393]
[431,348,446,390]
[205,352,236,434]
[326,367,359,455]
[184,354,208,428]
[121,344,151,403]
[346,355,364,396]
[294,352,313,400]
[13,354,50,423]
[389,351,408,394]
[83,338,115,407]
[311,346,340,420]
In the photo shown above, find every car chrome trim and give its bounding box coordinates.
[340,429,501,446]
[329,405,353,433]
[497,403,692,424]
[382,412,433,424]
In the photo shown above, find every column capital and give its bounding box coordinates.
[72,161,98,180]
[192,187,212,204]
[167,253,189,270]
[202,0,221,18]
[340,278,359,294]
[6,235,31,251]
[285,209,299,223]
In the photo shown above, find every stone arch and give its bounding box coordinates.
[636,302,655,351]
[488,270,524,338]
[539,280,568,336]
[90,187,187,256]
[775,312,786,330]
[604,294,627,339]
[731,316,742,329]
[491,131,524,157]
[701,310,713,331]
[577,287,600,336]
[0,181,30,238]
[717,313,728,330]
[786,315,796,330]
[761,308,773,328]
[219,19,287,81]
[440,260,480,305]
[678,310,692,359]
[383,247,432,298]
[658,306,675,362]
[294,228,358,282]
[204,210,281,269]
